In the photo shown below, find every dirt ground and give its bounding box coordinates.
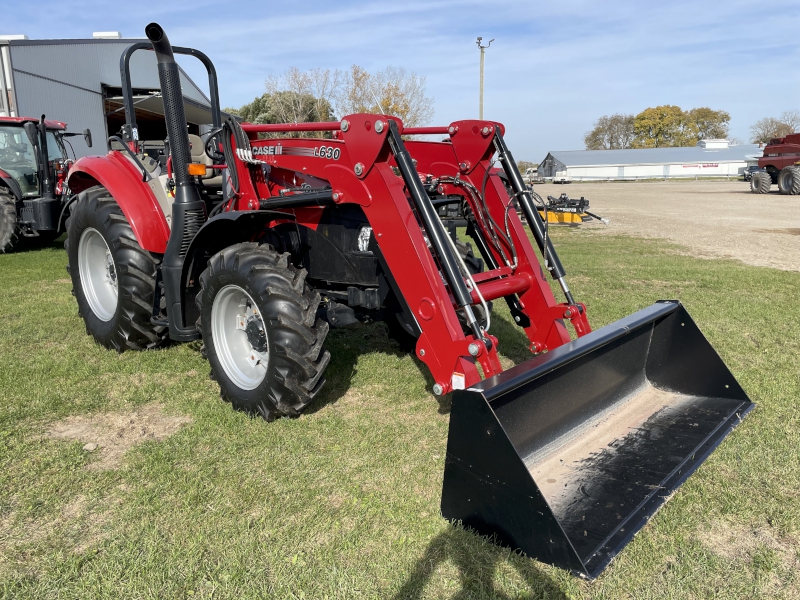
[539,180,800,271]
[47,403,192,470]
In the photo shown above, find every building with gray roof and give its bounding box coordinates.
[539,141,763,181]
[0,32,214,158]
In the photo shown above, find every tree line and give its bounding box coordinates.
[225,65,434,138]
[584,107,800,150]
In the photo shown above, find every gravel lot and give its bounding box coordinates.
[537,180,800,271]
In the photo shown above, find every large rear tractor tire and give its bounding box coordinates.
[196,242,331,421]
[66,186,168,351]
[750,171,771,194]
[0,188,20,253]
[778,166,800,195]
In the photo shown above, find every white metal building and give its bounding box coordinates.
[538,141,763,181]
[0,33,214,158]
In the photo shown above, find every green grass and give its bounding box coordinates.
[0,230,798,599]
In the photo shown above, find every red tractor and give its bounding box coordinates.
[751,132,800,194]
[0,116,92,252]
[63,24,753,578]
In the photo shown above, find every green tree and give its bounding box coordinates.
[584,114,635,150]
[632,105,691,148]
[686,107,730,140]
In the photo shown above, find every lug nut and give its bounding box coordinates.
[375,120,385,133]
[340,119,349,132]
[354,162,364,176]
[468,342,480,357]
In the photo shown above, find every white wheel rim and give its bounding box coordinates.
[211,285,269,391]
[78,227,118,321]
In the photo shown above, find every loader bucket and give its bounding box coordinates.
[441,301,753,579]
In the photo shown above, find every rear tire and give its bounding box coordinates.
[196,242,330,421]
[751,172,771,194]
[0,188,20,253]
[778,166,800,195]
[66,186,168,351]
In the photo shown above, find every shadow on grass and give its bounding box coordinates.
[305,311,539,417]
[391,526,568,600]
[4,233,66,254]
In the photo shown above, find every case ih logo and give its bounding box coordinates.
[252,145,341,160]
[252,145,282,156]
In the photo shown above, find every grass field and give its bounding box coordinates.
[0,229,798,599]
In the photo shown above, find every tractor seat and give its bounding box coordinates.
[188,134,222,187]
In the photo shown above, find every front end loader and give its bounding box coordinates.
[64,24,753,578]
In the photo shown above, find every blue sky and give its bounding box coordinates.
[4,0,798,161]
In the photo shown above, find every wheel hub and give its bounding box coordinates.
[211,285,270,390]
[77,227,119,322]
[245,316,267,353]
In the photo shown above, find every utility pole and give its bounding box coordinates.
[476,36,494,119]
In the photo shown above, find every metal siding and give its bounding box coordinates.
[12,71,104,157]
[8,42,209,104]
[7,41,211,157]
[545,145,762,168]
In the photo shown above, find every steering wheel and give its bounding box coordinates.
[202,128,225,163]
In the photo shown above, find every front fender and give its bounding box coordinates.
[67,152,171,253]
[0,173,23,200]
[180,210,293,329]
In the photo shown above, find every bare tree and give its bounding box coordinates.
[265,67,341,126]
[780,110,800,132]
[584,114,635,150]
[750,116,795,143]
[228,64,435,137]
[334,65,434,127]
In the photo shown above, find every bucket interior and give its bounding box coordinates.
[442,303,753,577]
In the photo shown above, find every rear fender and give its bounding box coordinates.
[67,152,171,253]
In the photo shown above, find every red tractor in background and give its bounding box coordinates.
[751,132,800,194]
[0,116,92,252]
[62,24,753,578]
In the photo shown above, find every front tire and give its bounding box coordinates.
[196,243,330,421]
[0,188,20,253]
[751,171,771,194]
[66,186,168,351]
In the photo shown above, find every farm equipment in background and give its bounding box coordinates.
[751,133,800,194]
[0,116,92,252]
[539,193,608,225]
[63,24,754,578]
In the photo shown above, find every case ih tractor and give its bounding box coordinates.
[64,24,753,578]
[750,132,800,194]
[0,116,91,252]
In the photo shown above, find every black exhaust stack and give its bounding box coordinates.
[21,116,60,232]
[145,22,205,341]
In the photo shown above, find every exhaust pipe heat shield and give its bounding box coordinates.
[441,301,753,578]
